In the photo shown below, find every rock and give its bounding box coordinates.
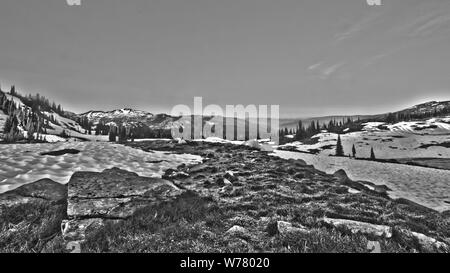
[321,218,392,239]
[0,179,67,208]
[66,241,82,254]
[359,181,391,195]
[40,149,81,156]
[276,221,309,236]
[373,184,391,194]
[224,171,238,182]
[61,218,106,242]
[225,225,251,239]
[348,188,361,194]
[333,170,381,193]
[244,140,261,150]
[393,227,449,253]
[411,232,448,253]
[63,168,184,247]
[189,164,218,174]
[259,144,274,152]
[216,177,232,186]
[367,241,382,253]
[296,159,307,166]
[333,169,350,182]
[162,168,190,180]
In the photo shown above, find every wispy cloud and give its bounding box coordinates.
[308,62,323,71]
[308,62,345,80]
[333,12,383,43]
[389,8,450,38]
[409,14,450,37]
[322,63,345,77]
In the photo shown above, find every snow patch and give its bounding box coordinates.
[0,142,202,193]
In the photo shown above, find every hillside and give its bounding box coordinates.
[0,89,106,142]
[280,101,450,131]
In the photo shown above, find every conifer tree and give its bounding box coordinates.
[370,147,376,160]
[335,134,344,156]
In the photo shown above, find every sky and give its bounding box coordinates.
[1,0,450,118]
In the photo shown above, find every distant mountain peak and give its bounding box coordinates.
[81,108,154,120]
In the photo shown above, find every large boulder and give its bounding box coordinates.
[333,169,350,182]
[321,218,393,239]
[62,168,184,250]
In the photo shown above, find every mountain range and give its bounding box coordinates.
[0,86,449,142]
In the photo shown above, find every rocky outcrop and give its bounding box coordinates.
[62,167,184,252]
[333,169,390,195]
[393,227,449,253]
[0,179,67,253]
[321,218,393,239]
[0,179,66,209]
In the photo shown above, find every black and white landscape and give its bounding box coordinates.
[1,0,450,254]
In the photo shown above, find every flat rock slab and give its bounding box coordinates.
[63,168,183,245]
[322,218,393,239]
[68,167,179,200]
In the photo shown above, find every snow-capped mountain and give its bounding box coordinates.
[78,108,181,131]
[80,109,154,124]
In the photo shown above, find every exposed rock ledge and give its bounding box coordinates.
[61,168,183,252]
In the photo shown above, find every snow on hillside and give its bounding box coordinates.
[280,118,450,159]
[405,101,450,115]
[0,92,109,142]
[42,111,108,142]
[0,142,202,193]
[273,150,450,212]
[4,94,25,107]
[43,111,85,133]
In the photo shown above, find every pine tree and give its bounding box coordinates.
[370,147,376,160]
[335,134,344,156]
[352,144,356,158]
[3,116,13,134]
[118,126,128,143]
[109,126,117,142]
